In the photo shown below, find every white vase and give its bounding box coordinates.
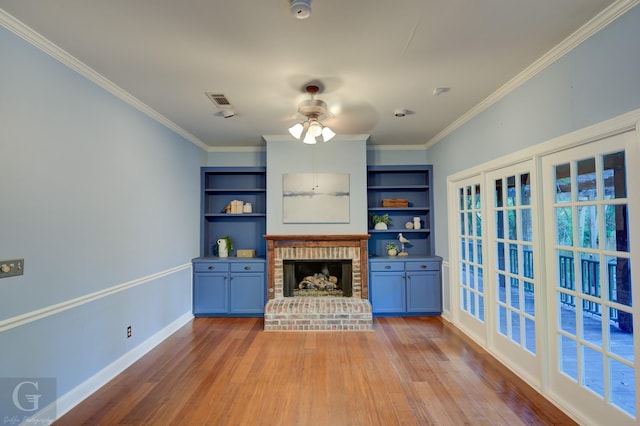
[413,217,421,230]
[217,239,229,257]
[374,222,388,230]
[387,248,398,256]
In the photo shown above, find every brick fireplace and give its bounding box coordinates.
[263,235,372,331]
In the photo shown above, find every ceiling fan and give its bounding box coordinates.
[288,84,336,144]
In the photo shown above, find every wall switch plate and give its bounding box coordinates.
[0,259,24,279]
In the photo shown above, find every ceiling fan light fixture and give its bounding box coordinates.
[307,120,323,137]
[303,132,317,144]
[288,122,304,139]
[289,83,336,144]
[321,126,335,142]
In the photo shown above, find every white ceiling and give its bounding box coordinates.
[0,0,618,148]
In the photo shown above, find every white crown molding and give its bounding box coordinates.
[366,144,426,151]
[207,145,265,153]
[0,9,209,151]
[425,0,640,150]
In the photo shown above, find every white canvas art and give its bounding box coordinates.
[283,173,350,223]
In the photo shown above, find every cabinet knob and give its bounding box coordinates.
[208,265,215,270]
[420,264,427,269]
[244,266,251,270]
[384,265,391,269]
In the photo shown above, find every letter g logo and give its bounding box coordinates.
[12,381,42,412]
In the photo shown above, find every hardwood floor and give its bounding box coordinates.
[56,317,576,425]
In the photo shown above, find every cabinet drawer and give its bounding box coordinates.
[370,262,405,272]
[405,261,440,271]
[194,262,229,273]
[230,262,265,273]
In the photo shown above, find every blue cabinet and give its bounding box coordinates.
[367,164,441,316]
[406,263,442,313]
[193,259,265,316]
[229,262,265,314]
[194,270,229,315]
[195,166,267,317]
[369,261,405,313]
[370,257,442,316]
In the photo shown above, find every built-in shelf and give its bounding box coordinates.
[367,165,441,316]
[194,166,268,317]
[200,167,267,258]
[367,165,434,257]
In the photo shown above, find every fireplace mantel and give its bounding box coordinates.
[264,234,370,300]
[264,234,370,243]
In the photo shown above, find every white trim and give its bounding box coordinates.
[441,261,451,318]
[30,311,194,423]
[0,263,192,333]
[208,145,266,153]
[366,144,427,152]
[426,0,640,150]
[0,10,209,152]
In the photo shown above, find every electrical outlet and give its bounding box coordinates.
[0,259,24,279]
[127,326,132,338]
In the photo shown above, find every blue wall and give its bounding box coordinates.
[207,149,266,167]
[426,4,640,261]
[0,25,203,405]
[264,136,369,235]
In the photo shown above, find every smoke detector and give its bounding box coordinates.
[394,108,407,118]
[291,0,311,19]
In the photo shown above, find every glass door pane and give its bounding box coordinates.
[456,182,485,323]
[543,132,637,422]
[492,171,536,355]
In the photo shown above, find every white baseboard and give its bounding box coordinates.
[29,311,193,424]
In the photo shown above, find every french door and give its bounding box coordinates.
[453,176,487,341]
[487,161,541,383]
[542,130,639,424]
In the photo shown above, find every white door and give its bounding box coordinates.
[486,161,541,384]
[542,131,639,424]
[452,177,487,342]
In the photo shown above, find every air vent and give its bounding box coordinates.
[205,92,233,108]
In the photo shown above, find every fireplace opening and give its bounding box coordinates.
[283,260,352,297]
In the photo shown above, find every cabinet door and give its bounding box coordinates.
[229,273,265,314]
[193,273,229,315]
[370,272,406,314]
[406,270,442,313]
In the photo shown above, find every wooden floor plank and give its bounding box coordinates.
[55,316,577,426]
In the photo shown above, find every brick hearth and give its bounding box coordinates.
[264,235,372,331]
[264,297,372,331]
